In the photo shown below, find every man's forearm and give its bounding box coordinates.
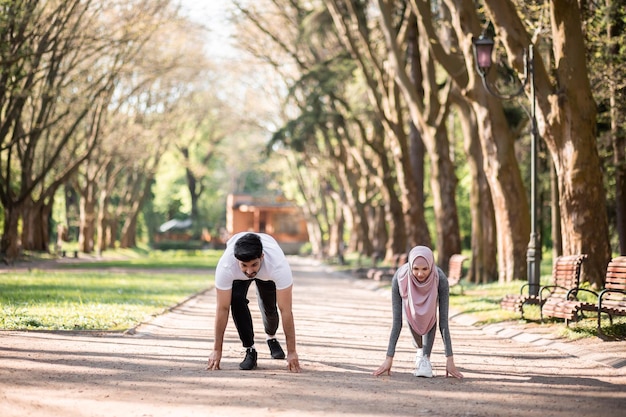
[213,309,229,350]
[281,312,297,353]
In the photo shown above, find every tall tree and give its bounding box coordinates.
[376,0,462,266]
[233,0,393,258]
[411,0,531,283]
[324,0,433,258]
[71,0,192,253]
[584,0,626,255]
[0,0,126,261]
[451,89,498,283]
[480,0,611,286]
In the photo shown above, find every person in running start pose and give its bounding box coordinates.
[373,246,463,379]
[207,232,301,372]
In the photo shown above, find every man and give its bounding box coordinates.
[206,232,301,372]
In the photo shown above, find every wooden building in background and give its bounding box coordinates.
[226,194,309,255]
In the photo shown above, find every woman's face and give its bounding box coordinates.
[411,256,431,282]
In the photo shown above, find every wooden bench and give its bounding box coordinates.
[501,254,587,320]
[541,256,626,332]
[541,256,626,333]
[447,254,468,294]
[596,256,626,335]
[539,254,590,322]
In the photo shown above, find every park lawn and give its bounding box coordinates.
[0,250,221,331]
[50,249,224,270]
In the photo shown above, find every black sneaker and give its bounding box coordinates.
[239,348,257,370]
[267,338,285,359]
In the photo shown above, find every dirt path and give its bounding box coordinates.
[1,257,625,416]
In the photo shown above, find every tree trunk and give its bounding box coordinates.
[1,206,21,263]
[119,216,137,248]
[108,211,118,250]
[349,194,374,257]
[453,92,498,283]
[328,199,345,262]
[181,146,201,222]
[96,186,110,255]
[78,180,97,254]
[379,2,461,262]
[474,101,531,282]
[119,175,152,249]
[606,0,626,254]
[551,163,563,258]
[335,132,375,258]
[430,125,462,267]
[434,0,532,282]
[613,107,626,255]
[406,15,433,250]
[408,123,432,248]
[478,0,613,285]
[371,203,388,263]
[381,149,407,259]
[21,197,53,253]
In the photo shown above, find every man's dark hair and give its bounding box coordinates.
[234,233,263,262]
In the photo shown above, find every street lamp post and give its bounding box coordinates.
[472,34,541,297]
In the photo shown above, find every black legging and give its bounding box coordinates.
[231,279,280,348]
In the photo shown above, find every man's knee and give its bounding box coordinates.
[232,281,252,301]
[231,296,250,309]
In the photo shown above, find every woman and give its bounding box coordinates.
[373,246,463,378]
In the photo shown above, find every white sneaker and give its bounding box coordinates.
[413,357,433,378]
[414,348,423,368]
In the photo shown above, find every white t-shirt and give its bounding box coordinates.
[214,232,294,290]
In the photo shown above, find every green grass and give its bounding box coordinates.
[449,280,529,323]
[0,250,221,331]
[51,249,223,270]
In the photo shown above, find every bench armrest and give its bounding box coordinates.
[519,283,531,295]
[566,287,598,301]
[538,285,568,302]
[598,288,626,308]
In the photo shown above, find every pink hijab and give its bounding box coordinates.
[397,246,439,335]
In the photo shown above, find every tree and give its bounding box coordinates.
[233,0,391,258]
[375,0,463,266]
[479,0,611,286]
[0,0,125,261]
[172,82,235,227]
[324,0,436,259]
[584,0,626,255]
[69,1,198,253]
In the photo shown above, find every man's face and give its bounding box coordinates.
[238,254,264,278]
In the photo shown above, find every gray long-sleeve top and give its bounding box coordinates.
[385,266,454,358]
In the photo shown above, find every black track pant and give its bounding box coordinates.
[231,279,280,348]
